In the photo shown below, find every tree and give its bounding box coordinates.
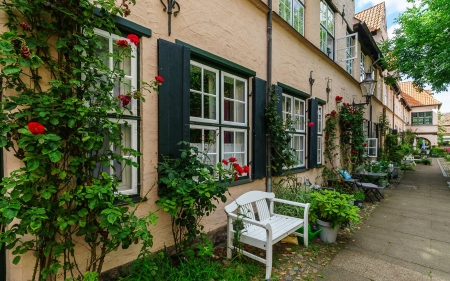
[380,0,450,92]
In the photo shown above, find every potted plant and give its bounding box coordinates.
[353,190,365,208]
[309,190,360,243]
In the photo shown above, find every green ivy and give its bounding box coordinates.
[0,1,158,280]
[265,88,296,174]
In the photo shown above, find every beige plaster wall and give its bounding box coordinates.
[1,0,376,279]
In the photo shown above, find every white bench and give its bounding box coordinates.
[224,190,310,279]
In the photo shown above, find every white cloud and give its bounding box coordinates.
[435,91,450,113]
[387,23,400,38]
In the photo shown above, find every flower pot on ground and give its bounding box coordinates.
[316,219,340,243]
[309,190,360,243]
[353,190,365,208]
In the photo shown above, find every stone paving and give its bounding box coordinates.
[318,158,450,281]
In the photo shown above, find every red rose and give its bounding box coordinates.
[363,143,367,147]
[234,174,239,181]
[127,34,139,46]
[331,110,337,115]
[19,22,30,31]
[118,94,131,107]
[335,96,343,102]
[345,158,350,162]
[117,39,129,48]
[308,121,314,128]
[325,113,330,118]
[233,163,244,175]
[228,157,237,163]
[351,149,357,154]
[21,46,30,59]
[243,165,249,174]
[28,122,45,135]
[222,159,229,165]
[325,137,329,141]
[155,75,164,84]
[345,121,350,125]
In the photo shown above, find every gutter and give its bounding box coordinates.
[266,0,273,192]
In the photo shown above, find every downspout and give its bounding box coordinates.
[266,0,273,192]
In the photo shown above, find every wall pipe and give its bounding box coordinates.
[266,0,273,192]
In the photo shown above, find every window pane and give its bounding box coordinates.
[113,77,131,99]
[113,40,131,76]
[204,69,216,95]
[114,124,132,192]
[190,92,202,118]
[236,102,245,123]
[224,100,234,122]
[235,80,245,101]
[190,65,202,91]
[224,76,234,98]
[95,35,110,69]
[223,130,245,164]
[204,96,216,119]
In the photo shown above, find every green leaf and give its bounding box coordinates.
[68,119,76,128]
[49,118,59,125]
[59,171,66,179]
[0,40,13,51]
[22,193,33,202]
[88,198,98,209]
[3,102,17,111]
[2,65,21,74]
[27,159,39,171]
[48,151,62,163]
[82,136,90,142]
[12,256,21,265]
[46,134,61,141]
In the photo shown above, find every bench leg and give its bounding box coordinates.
[265,238,273,280]
[227,218,233,259]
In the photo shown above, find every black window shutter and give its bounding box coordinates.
[308,98,319,169]
[157,39,191,160]
[252,77,267,179]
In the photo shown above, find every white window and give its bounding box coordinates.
[360,51,366,82]
[94,29,138,115]
[279,0,305,35]
[336,32,358,67]
[317,106,323,164]
[112,120,138,195]
[317,136,322,165]
[94,29,139,195]
[190,62,219,123]
[317,106,323,134]
[189,61,248,167]
[190,126,219,166]
[320,1,334,59]
[367,138,378,158]
[283,94,306,168]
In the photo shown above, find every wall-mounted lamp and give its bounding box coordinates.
[325,78,332,102]
[160,0,181,36]
[352,70,377,107]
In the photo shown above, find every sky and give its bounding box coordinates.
[355,0,450,113]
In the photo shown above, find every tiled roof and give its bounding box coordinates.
[354,2,385,32]
[401,93,422,107]
[399,81,442,107]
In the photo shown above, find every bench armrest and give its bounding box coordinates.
[272,198,310,209]
[227,212,268,229]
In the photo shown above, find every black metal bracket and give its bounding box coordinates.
[160,0,180,36]
[325,78,331,103]
[352,95,371,107]
[341,5,345,24]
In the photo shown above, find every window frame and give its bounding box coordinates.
[412,112,433,125]
[366,138,378,158]
[320,1,335,59]
[189,60,249,173]
[189,61,220,124]
[282,93,306,168]
[360,51,366,82]
[93,28,140,196]
[317,105,323,165]
[279,0,305,35]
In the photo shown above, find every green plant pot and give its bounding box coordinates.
[296,224,323,245]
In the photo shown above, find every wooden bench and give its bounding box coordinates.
[224,190,310,279]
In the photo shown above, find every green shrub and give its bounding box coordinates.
[309,190,360,228]
[273,179,311,218]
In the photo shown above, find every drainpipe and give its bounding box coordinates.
[266,0,273,192]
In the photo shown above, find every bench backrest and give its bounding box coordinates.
[224,191,274,227]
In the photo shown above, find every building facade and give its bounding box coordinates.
[1,0,413,279]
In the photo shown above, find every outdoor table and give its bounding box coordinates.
[354,172,387,185]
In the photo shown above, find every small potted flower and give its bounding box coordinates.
[353,190,365,208]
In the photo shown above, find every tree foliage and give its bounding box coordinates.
[380,0,450,92]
